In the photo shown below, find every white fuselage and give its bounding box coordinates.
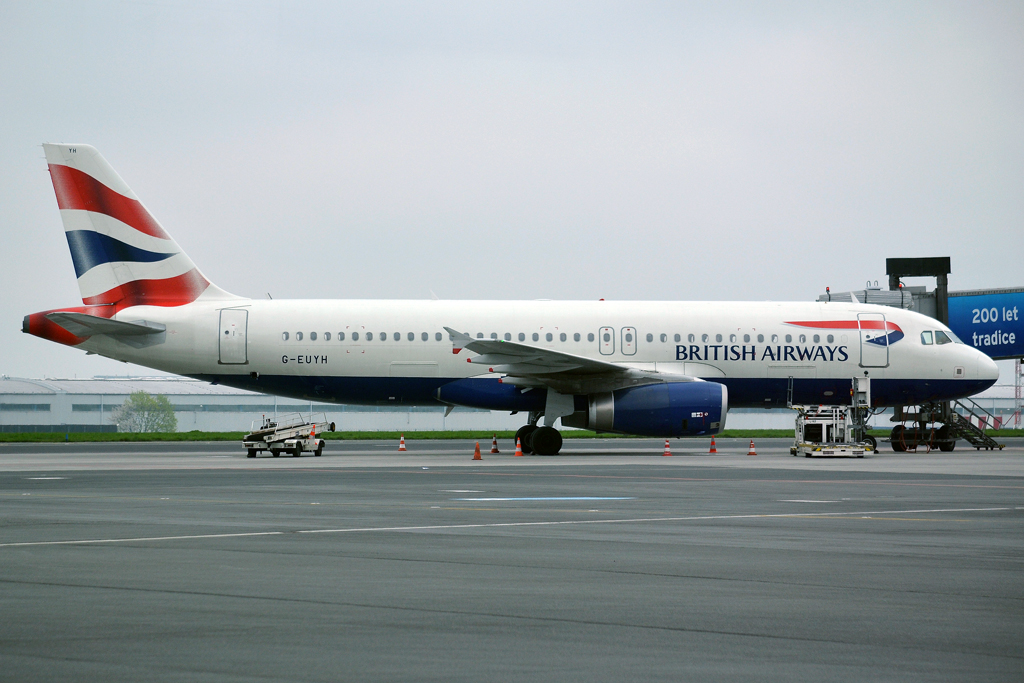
[72,297,999,410]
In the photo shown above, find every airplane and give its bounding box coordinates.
[23,144,1000,454]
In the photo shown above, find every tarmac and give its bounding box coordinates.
[1,437,1022,682]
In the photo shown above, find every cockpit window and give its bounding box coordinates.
[921,331,933,345]
[935,330,953,345]
[946,330,964,344]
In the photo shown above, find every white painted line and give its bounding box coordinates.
[441,490,485,493]
[777,500,840,503]
[0,507,1013,549]
[26,477,66,480]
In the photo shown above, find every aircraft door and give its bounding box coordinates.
[858,313,889,368]
[219,308,248,364]
[599,327,615,355]
[621,327,637,356]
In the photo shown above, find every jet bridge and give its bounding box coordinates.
[817,257,1017,450]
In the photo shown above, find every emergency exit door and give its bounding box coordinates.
[219,309,248,364]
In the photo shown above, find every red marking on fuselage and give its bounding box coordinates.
[785,320,902,333]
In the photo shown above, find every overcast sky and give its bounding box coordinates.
[1,1,1021,380]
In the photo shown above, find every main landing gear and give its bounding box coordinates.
[515,411,563,456]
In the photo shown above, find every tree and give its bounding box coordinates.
[112,391,177,433]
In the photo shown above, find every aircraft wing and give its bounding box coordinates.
[444,327,700,394]
[46,312,166,338]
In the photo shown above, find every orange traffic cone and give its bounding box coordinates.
[490,434,500,454]
[747,439,757,456]
[709,437,718,454]
[514,437,523,457]
[473,442,482,461]
[398,434,407,452]
[663,439,672,456]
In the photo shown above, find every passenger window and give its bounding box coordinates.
[625,332,633,343]
[921,331,933,345]
[812,334,819,343]
[310,332,317,341]
[603,332,611,342]
[660,333,667,343]
[352,332,359,341]
[519,333,526,341]
[490,332,498,339]
[588,333,595,342]
[688,334,695,342]
[339,332,345,341]
[296,331,303,341]
[715,334,723,342]
[282,332,289,341]
[435,332,442,341]
[422,332,428,341]
[799,334,806,343]
[504,333,511,341]
[646,333,653,342]
[381,333,387,342]
[785,334,792,343]
[408,332,415,341]
[935,331,952,345]
[533,333,540,342]
[701,334,709,342]
[771,334,778,343]
[559,333,566,342]
[324,332,331,341]
[729,334,736,343]
[757,334,764,343]
[674,334,681,342]
[476,333,483,339]
[366,332,373,341]
[574,333,581,342]
[742,334,750,343]
[826,334,833,343]
[545,333,553,342]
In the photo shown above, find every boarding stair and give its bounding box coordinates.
[948,398,1005,451]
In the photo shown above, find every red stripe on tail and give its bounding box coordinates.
[82,268,210,307]
[49,164,171,240]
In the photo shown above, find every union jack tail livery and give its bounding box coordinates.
[42,144,234,308]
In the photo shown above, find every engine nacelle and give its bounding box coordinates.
[572,381,728,437]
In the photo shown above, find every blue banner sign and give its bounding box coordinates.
[948,288,1024,360]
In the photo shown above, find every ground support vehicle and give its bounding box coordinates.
[242,412,334,458]
[789,405,871,458]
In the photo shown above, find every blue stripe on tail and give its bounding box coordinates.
[64,230,176,278]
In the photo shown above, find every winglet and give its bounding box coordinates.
[443,326,471,355]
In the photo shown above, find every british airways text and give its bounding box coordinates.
[676,345,849,362]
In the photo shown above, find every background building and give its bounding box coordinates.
[4,375,1016,434]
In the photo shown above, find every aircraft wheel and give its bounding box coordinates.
[890,426,906,452]
[247,448,256,458]
[516,425,538,455]
[315,441,324,457]
[863,435,877,452]
[531,426,563,456]
[936,426,955,451]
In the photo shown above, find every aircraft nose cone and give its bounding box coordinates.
[977,353,1000,382]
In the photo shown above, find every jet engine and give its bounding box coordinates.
[564,381,728,437]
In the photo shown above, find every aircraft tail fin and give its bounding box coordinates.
[42,143,236,308]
